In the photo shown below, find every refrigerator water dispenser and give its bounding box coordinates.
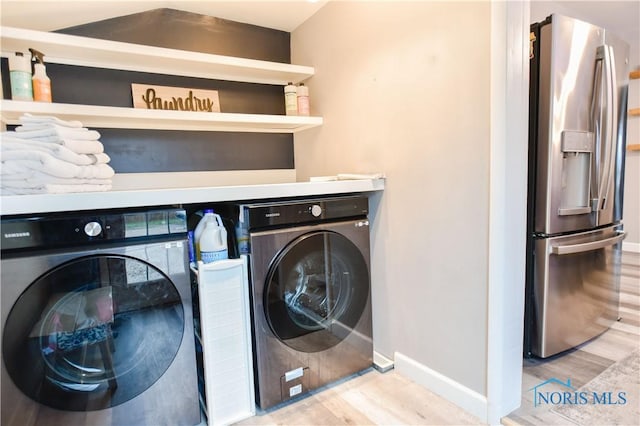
[559,130,594,216]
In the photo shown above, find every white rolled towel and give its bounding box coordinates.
[1,132,104,154]
[19,113,84,128]
[1,183,112,195]
[2,139,110,165]
[13,125,101,141]
[2,172,112,187]
[51,138,104,155]
[1,152,115,179]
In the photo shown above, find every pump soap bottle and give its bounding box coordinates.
[297,83,310,116]
[29,48,52,102]
[284,82,298,116]
[9,52,33,101]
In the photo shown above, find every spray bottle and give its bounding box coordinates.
[29,48,52,102]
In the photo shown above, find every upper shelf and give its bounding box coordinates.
[1,100,323,133]
[0,26,314,85]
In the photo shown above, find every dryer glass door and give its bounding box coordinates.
[264,230,369,352]
[2,254,184,411]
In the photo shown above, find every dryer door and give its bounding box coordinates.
[264,230,369,352]
[2,252,185,412]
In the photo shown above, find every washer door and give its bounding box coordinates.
[264,230,369,352]
[2,254,184,411]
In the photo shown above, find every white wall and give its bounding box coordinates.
[292,0,491,397]
[530,1,640,249]
[294,1,636,421]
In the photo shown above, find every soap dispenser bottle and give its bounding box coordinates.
[29,48,52,102]
[284,82,298,116]
[297,83,310,116]
[8,52,33,101]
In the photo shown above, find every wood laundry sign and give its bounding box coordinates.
[131,84,221,112]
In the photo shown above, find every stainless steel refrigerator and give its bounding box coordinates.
[525,14,629,358]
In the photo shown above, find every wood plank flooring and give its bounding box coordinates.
[233,251,639,426]
[235,369,481,425]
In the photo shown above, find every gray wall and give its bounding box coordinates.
[292,1,492,395]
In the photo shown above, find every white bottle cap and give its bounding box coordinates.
[9,52,30,72]
[297,84,309,96]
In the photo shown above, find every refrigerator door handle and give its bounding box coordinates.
[591,45,618,213]
[550,230,626,255]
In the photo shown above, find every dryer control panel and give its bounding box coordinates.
[241,196,368,229]
[1,208,187,251]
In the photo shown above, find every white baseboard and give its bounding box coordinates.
[394,352,488,423]
[622,241,640,254]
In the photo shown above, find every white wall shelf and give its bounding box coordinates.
[0,26,314,85]
[1,100,323,133]
[0,26,321,133]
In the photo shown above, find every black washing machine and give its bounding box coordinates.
[226,195,373,409]
[0,208,200,426]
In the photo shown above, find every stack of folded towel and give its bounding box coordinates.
[1,114,115,195]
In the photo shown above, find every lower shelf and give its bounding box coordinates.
[0,100,323,133]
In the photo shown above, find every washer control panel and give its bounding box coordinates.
[1,208,187,251]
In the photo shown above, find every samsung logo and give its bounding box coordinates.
[4,232,30,238]
[265,213,281,218]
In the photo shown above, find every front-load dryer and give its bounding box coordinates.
[230,196,373,409]
[1,208,200,426]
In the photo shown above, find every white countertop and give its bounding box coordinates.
[0,178,385,216]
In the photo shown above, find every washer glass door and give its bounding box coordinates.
[2,254,184,411]
[264,230,369,352]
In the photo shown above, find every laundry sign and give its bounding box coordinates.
[131,84,221,113]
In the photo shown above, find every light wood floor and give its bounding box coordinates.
[235,251,639,426]
[235,368,482,425]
